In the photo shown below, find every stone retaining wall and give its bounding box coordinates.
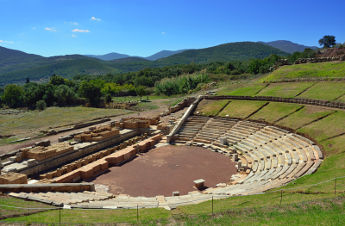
[167,96,203,143]
[204,95,345,109]
[0,182,94,193]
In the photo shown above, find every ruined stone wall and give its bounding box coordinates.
[0,182,94,193]
[19,129,141,176]
[40,134,148,180]
[52,134,162,183]
[22,142,73,161]
[74,124,120,142]
[0,172,27,184]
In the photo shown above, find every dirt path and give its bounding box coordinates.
[0,99,172,154]
[90,145,237,196]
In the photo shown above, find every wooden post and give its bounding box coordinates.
[280,190,283,206]
[212,196,214,216]
[59,208,62,225]
[334,178,337,195]
[137,204,139,222]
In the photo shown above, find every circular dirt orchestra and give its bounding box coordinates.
[91,145,237,196]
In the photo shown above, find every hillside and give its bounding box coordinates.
[263,40,318,53]
[145,49,187,61]
[0,42,287,85]
[86,52,130,61]
[156,42,288,66]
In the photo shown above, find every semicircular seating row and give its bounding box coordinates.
[173,115,323,195]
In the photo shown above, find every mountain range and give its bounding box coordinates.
[0,40,316,85]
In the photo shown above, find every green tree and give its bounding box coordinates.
[54,85,76,106]
[3,84,24,108]
[23,83,45,109]
[50,74,66,86]
[79,81,102,107]
[319,35,336,48]
[135,86,147,100]
[36,100,47,111]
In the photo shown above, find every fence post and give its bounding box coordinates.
[59,208,62,225]
[211,196,214,216]
[334,178,337,195]
[137,204,139,222]
[280,190,283,206]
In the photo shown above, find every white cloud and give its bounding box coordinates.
[161,31,166,35]
[90,16,101,22]
[71,34,77,38]
[45,27,56,32]
[0,40,14,44]
[72,28,90,33]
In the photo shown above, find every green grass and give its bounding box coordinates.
[298,81,345,101]
[297,110,345,141]
[276,105,334,130]
[256,82,315,98]
[249,102,302,123]
[180,196,345,225]
[218,100,267,118]
[336,94,345,103]
[0,106,131,145]
[217,84,266,96]
[195,99,230,116]
[0,196,52,218]
[261,61,345,82]
[320,134,345,156]
[2,207,170,224]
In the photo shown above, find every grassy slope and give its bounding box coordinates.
[249,102,302,123]
[298,81,345,101]
[0,107,131,145]
[256,82,315,98]
[276,105,334,130]
[297,110,345,141]
[218,100,267,118]
[194,99,230,116]
[217,84,266,96]
[0,196,52,218]
[261,61,345,82]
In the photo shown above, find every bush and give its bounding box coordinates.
[36,100,47,111]
[3,84,24,108]
[155,73,209,96]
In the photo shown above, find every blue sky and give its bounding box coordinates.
[1,0,344,57]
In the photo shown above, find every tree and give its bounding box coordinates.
[3,84,24,108]
[319,35,336,48]
[50,74,66,86]
[36,100,47,111]
[135,86,147,100]
[79,81,102,107]
[54,85,76,106]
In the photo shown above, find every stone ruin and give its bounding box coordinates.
[116,116,160,129]
[74,124,119,142]
[20,142,73,161]
[0,172,27,184]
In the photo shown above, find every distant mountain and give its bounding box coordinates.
[262,40,318,54]
[0,41,288,85]
[86,52,130,61]
[156,42,288,66]
[145,50,187,61]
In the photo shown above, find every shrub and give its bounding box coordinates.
[155,73,209,96]
[36,100,47,111]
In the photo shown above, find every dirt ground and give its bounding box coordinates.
[91,145,237,197]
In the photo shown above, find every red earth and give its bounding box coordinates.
[91,145,237,196]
